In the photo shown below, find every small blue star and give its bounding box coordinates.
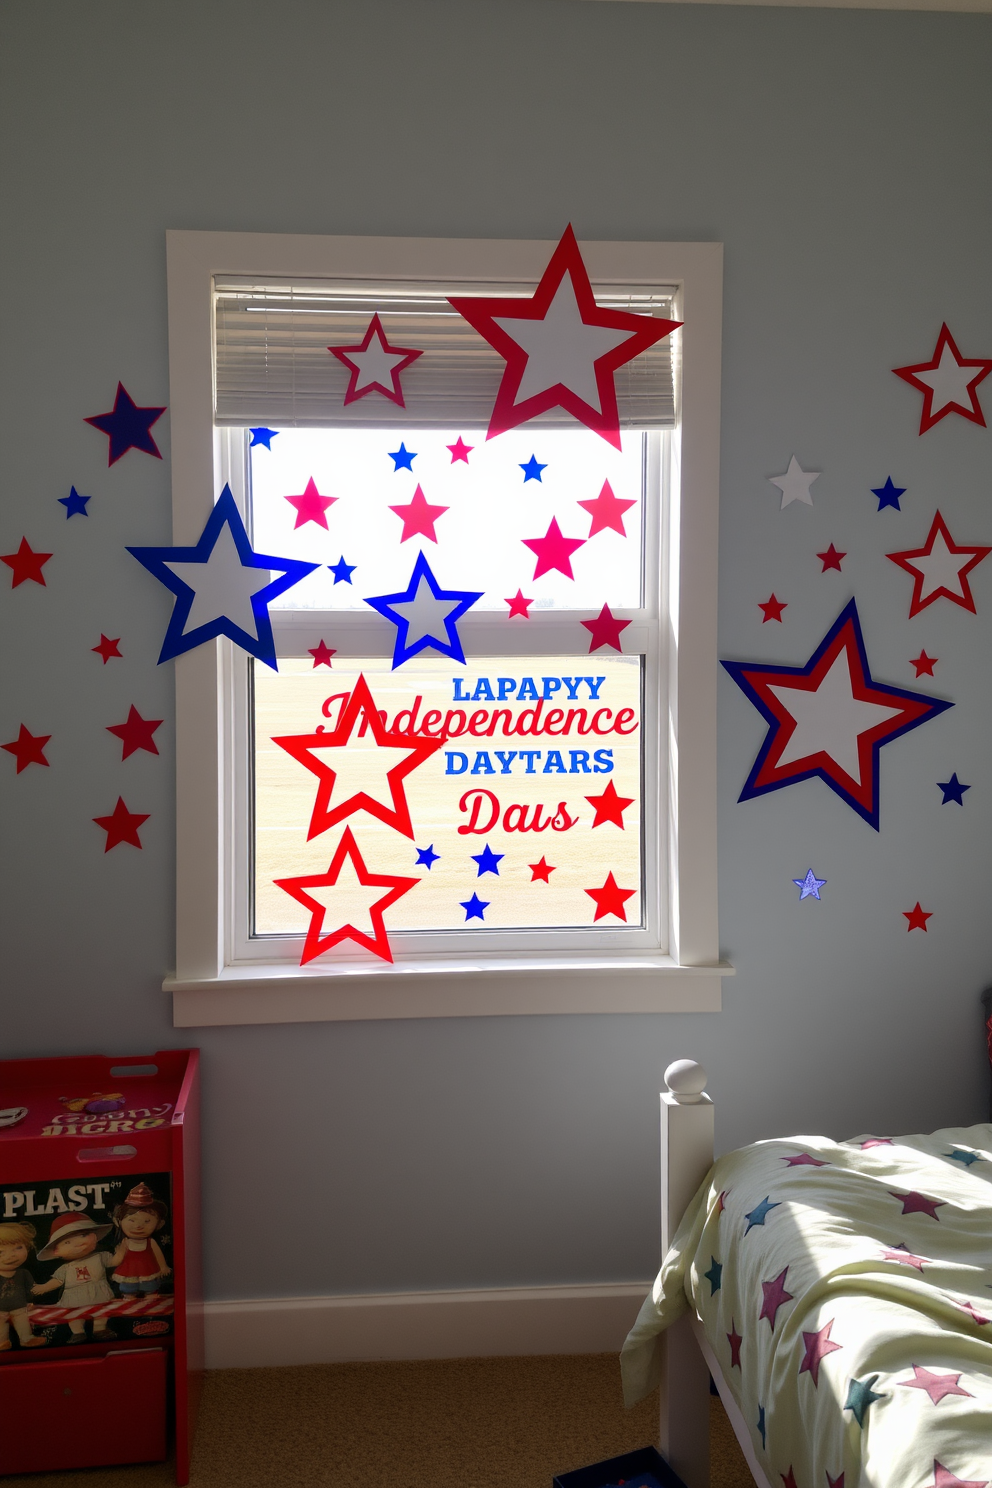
[460,893,490,922]
[946,1148,981,1166]
[703,1257,722,1295]
[329,556,356,585]
[388,442,417,472]
[58,485,90,518]
[744,1197,781,1234]
[756,1405,766,1449]
[471,844,504,877]
[871,477,905,512]
[844,1375,884,1427]
[520,455,547,483]
[416,845,440,871]
[937,773,970,805]
[249,427,279,449]
[793,869,826,901]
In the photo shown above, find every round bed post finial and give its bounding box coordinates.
[664,1058,708,1105]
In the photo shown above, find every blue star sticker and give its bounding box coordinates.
[844,1375,884,1427]
[756,1406,766,1450]
[744,1197,781,1234]
[460,893,489,922]
[249,427,279,449]
[127,484,319,669]
[703,1257,722,1295]
[58,486,90,518]
[946,1148,981,1166]
[329,556,356,585]
[872,477,906,512]
[937,773,970,805]
[471,844,504,877]
[520,455,547,483]
[416,845,440,871]
[364,551,483,669]
[85,383,166,465]
[388,442,417,472]
[793,869,826,901]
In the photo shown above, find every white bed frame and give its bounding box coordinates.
[659,1059,774,1488]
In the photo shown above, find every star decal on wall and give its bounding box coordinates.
[887,511,991,617]
[2,724,51,773]
[92,634,122,664]
[249,427,279,449]
[448,225,680,448]
[722,599,952,829]
[505,589,533,618]
[872,477,906,512]
[447,437,473,464]
[308,640,336,668]
[585,779,634,828]
[770,456,819,509]
[328,313,422,406]
[85,383,165,465]
[817,544,845,573]
[904,902,933,932]
[793,870,826,900]
[389,485,449,543]
[758,1268,793,1329]
[274,827,419,966]
[578,479,636,538]
[893,324,992,433]
[127,484,318,669]
[3,538,52,588]
[59,486,90,518]
[364,551,483,668]
[584,871,635,921]
[844,1375,884,1428]
[581,603,630,652]
[900,1366,972,1405]
[799,1320,842,1386]
[937,773,969,805]
[522,518,586,580]
[106,706,162,760]
[529,857,555,882]
[758,594,787,623]
[93,797,149,851]
[911,650,937,677]
[285,477,337,529]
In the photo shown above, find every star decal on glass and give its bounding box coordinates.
[817,544,845,573]
[364,551,483,668]
[793,869,826,901]
[471,843,504,876]
[329,557,356,585]
[85,383,166,465]
[584,871,636,922]
[578,479,636,538]
[893,323,992,433]
[388,442,417,472]
[447,437,473,464]
[308,640,336,669]
[522,518,586,580]
[328,313,422,407]
[911,650,937,677]
[2,724,51,773]
[505,589,533,619]
[461,892,489,922]
[416,845,440,871]
[285,477,336,530]
[887,511,991,618]
[249,427,279,449]
[519,455,547,483]
[389,485,449,544]
[92,797,149,851]
[585,779,635,829]
[59,486,90,518]
[872,477,906,512]
[581,603,630,652]
[274,827,419,966]
[106,706,162,761]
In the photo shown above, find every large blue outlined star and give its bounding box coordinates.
[127,485,318,669]
[364,551,483,668]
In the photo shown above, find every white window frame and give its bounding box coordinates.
[162,230,730,1027]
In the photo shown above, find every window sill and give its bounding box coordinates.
[165,956,734,1026]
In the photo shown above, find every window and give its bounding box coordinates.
[164,231,728,1025]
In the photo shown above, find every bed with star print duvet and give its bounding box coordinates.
[621,1123,992,1488]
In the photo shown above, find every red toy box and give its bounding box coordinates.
[0,1049,201,1482]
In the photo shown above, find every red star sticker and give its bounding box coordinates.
[2,538,52,588]
[727,1322,742,1369]
[585,779,635,828]
[529,857,556,883]
[448,226,681,448]
[92,797,149,851]
[2,724,51,773]
[308,640,337,668]
[106,706,163,760]
[92,634,122,664]
[446,437,473,464]
[887,511,991,618]
[522,518,586,580]
[799,1319,842,1386]
[880,1246,928,1272]
[783,1152,827,1167]
[274,827,419,965]
[758,594,787,623]
[389,485,449,544]
[931,1462,989,1488]
[817,544,846,572]
[285,477,336,530]
[900,1366,972,1405]
[84,382,166,464]
[893,324,992,434]
[758,1268,794,1329]
[903,903,932,932]
[911,650,937,677]
[272,673,443,841]
[577,479,637,538]
[890,1189,943,1218]
[328,313,423,407]
[580,603,631,653]
[584,871,636,922]
[505,589,533,619]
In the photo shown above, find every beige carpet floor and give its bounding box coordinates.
[4,1355,753,1488]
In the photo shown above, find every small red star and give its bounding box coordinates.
[584,871,636,922]
[522,518,586,580]
[890,1189,944,1219]
[758,594,787,623]
[106,706,163,760]
[894,323,992,434]
[727,1321,742,1368]
[904,902,932,932]
[577,479,637,538]
[2,724,51,773]
[817,544,846,572]
[446,437,473,464]
[92,797,149,851]
[580,603,631,653]
[585,779,635,829]
[911,651,937,677]
[389,485,449,543]
[880,1246,928,1272]
[798,1319,843,1386]
[285,477,336,529]
[931,1462,989,1488]
[529,857,556,883]
[92,635,122,664]
[900,1366,972,1405]
[308,640,337,668]
[2,538,52,588]
[505,589,533,619]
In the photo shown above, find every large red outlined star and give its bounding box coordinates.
[275,827,419,965]
[585,779,635,828]
[581,604,630,652]
[448,226,681,449]
[522,518,585,580]
[2,538,51,588]
[887,511,991,618]
[893,324,992,434]
[584,871,636,922]
[2,725,51,773]
[272,674,443,841]
[389,486,449,543]
[722,599,952,830]
[285,477,336,529]
[328,314,422,407]
[106,706,163,760]
[93,797,149,851]
[578,479,637,537]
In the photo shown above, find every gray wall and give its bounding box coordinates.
[2,0,991,1304]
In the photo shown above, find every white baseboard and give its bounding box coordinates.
[203,1281,652,1370]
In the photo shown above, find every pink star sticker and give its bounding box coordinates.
[893,324,992,434]
[577,479,637,538]
[880,1246,928,1272]
[783,1153,827,1167]
[389,485,449,544]
[891,1190,944,1219]
[799,1319,842,1386]
[308,640,336,668]
[759,1268,794,1330]
[505,589,533,618]
[900,1366,972,1405]
[446,437,473,464]
[328,313,422,407]
[930,1462,989,1488]
[580,603,631,653]
[285,477,337,530]
[522,518,586,580]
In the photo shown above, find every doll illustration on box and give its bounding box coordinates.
[109,1183,171,1295]
[0,1221,48,1350]
[31,1214,118,1342]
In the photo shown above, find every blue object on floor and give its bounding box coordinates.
[553,1445,688,1488]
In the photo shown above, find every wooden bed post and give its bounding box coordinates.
[659,1059,714,1488]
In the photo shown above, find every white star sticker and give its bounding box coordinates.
[494,273,635,414]
[166,519,272,641]
[911,340,984,420]
[343,321,414,395]
[390,572,464,649]
[770,649,903,783]
[770,456,820,509]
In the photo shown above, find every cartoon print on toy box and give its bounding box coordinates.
[0,1173,173,1352]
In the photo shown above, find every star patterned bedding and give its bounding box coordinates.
[621,1124,992,1488]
